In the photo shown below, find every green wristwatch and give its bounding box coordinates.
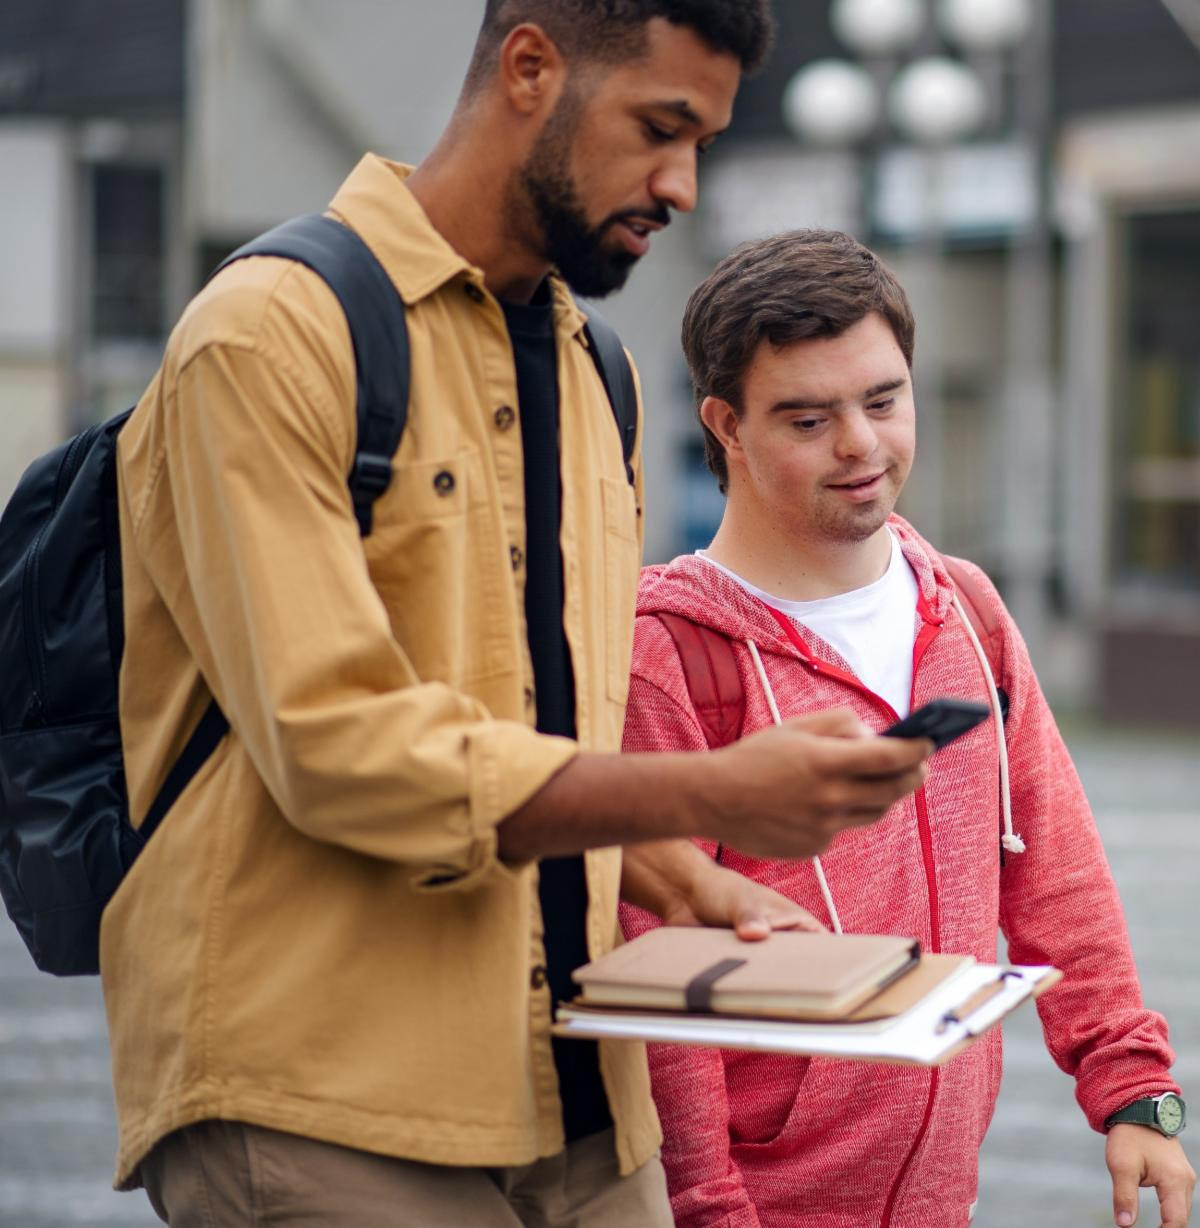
[1104,1093,1186,1137]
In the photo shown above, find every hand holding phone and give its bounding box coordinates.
[882,698,990,751]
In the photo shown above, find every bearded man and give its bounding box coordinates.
[105,6,932,1226]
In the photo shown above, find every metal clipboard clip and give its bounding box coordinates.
[935,968,1028,1036]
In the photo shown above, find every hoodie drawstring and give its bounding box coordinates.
[950,591,1023,855]
[745,639,845,935]
[742,583,1021,934]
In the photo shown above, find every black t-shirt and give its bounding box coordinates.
[501,290,613,1144]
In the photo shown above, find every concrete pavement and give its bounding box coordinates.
[976,722,1200,1226]
[1,720,1197,1227]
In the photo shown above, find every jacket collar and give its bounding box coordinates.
[327,155,590,343]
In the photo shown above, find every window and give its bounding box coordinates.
[90,163,164,341]
[1112,208,1200,600]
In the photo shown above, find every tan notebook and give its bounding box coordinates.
[571,927,920,1021]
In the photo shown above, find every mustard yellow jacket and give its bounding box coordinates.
[107,155,660,1186]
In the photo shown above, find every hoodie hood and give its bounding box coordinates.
[637,515,955,648]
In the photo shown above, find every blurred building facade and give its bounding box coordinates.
[1,0,1198,721]
[717,0,1200,722]
[0,0,186,510]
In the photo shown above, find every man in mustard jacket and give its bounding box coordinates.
[109,3,930,1224]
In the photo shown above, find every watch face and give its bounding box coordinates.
[1159,1095,1185,1135]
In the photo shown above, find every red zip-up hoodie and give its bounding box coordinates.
[620,517,1177,1228]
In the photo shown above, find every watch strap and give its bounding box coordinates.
[1104,1094,1184,1135]
[1106,1099,1161,1130]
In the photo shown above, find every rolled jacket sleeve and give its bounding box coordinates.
[132,270,577,884]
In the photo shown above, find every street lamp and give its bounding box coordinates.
[781,0,1054,666]
[830,0,925,56]
[887,56,988,144]
[783,4,993,546]
[935,0,1033,52]
[782,59,880,147]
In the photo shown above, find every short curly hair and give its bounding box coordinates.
[682,230,916,493]
[466,0,775,89]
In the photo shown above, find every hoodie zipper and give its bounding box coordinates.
[763,598,948,1225]
[882,611,946,1227]
[763,597,945,954]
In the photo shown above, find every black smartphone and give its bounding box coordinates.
[882,698,990,751]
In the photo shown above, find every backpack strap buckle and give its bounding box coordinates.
[351,451,393,495]
[350,452,393,534]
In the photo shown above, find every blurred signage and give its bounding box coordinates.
[700,147,863,254]
[873,140,1038,238]
[699,140,1037,252]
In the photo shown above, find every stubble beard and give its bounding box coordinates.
[806,471,899,546]
[509,92,642,298]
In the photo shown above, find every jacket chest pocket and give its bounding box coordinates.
[366,452,511,684]
[600,477,639,704]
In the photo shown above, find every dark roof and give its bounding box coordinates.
[0,0,184,118]
[730,0,1200,143]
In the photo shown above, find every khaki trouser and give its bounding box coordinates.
[140,1120,673,1227]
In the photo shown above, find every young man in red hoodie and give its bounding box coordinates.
[620,230,1195,1228]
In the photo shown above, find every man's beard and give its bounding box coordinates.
[808,474,900,545]
[525,165,638,297]
[513,95,668,298]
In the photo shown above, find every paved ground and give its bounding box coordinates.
[975,720,1200,1227]
[1,719,1197,1227]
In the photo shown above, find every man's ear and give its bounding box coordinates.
[699,395,741,457]
[498,23,566,117]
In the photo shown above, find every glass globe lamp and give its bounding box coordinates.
[782,59,881,146]
[887,55,988,144]
[830,0,926,56]
[936,0,1033,51]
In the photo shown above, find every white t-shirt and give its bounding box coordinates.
[697,530,920,718]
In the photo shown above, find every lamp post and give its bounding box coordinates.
[995,2,1054,671]
[784,1,994,545]
[934,0,1052,670]
[782,0,1050,664]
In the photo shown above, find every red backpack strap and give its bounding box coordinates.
[943,556,1004,688]
[652,612,745,749]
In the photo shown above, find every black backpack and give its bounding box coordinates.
[0,213,637,976]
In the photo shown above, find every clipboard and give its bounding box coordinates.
[553,960,1061,1067]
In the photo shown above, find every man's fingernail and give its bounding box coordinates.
[1116,1211,1134,1226]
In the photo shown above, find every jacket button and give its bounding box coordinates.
[464,282,484,304]
[433,470,456,496]
[530,964,547,990]
[510,545,524,570]
[494,405,516,431]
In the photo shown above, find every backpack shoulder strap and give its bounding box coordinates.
[942,556,1003,686]
[575,300,637,486]
[651,612,744,749]
[142,217,412,842]
[215,213,410,536]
